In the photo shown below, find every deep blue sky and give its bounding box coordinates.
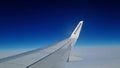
[0,0,120,50]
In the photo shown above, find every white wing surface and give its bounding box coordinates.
[0,21,83,68]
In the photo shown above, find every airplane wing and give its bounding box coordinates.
[0,21,83,68]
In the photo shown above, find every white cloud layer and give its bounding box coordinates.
[66,46,120,68]
[0,46,120,68]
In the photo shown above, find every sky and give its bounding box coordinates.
[0,0,120,50]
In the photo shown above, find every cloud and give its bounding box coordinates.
[66,46,120,68]
[0,46,120,68]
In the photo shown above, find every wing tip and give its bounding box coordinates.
[70,20,83,39]
[80,20,84,24]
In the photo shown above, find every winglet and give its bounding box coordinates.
[70,21,83,39]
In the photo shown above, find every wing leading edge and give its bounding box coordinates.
[0,21,83,68]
